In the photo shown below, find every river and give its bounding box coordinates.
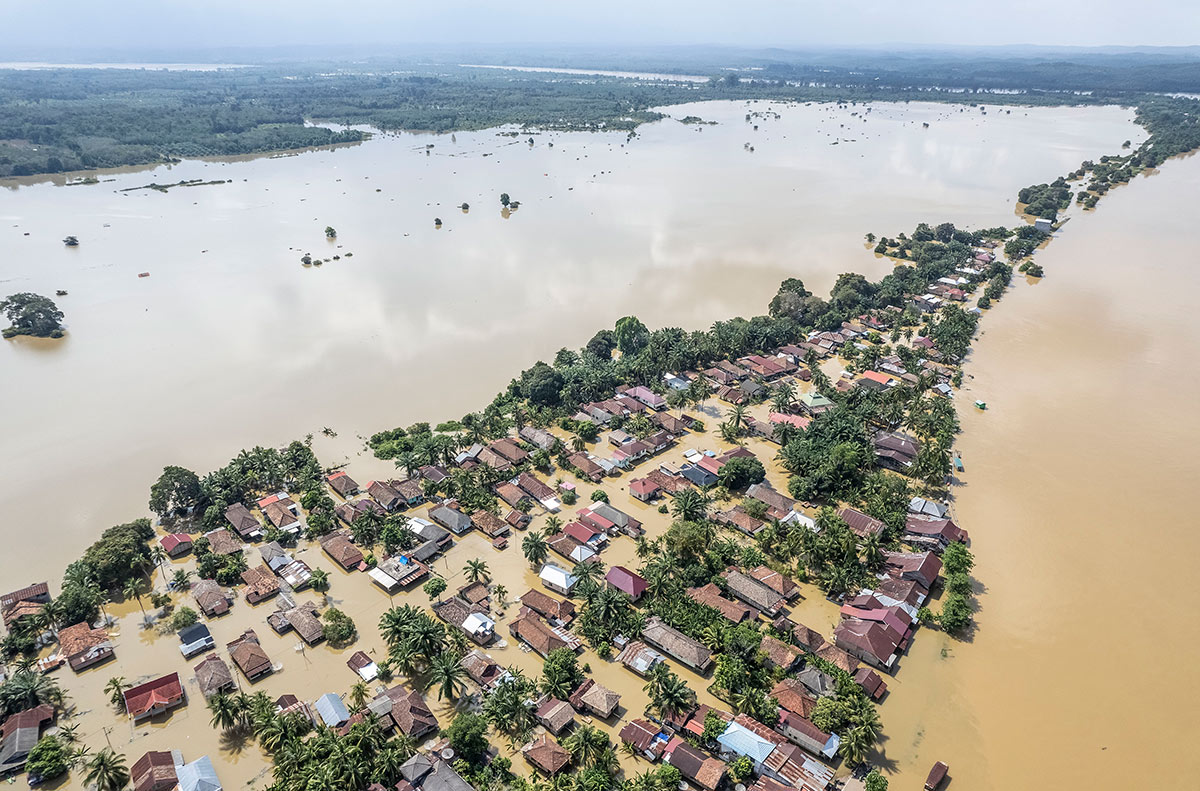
[2,98,1189,789]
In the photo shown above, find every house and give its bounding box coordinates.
[519,589,576,625]
[505,508,532,530]
[664,738,726,791]
[373,686,439,739]
[546,531,595,564]
[315,693,351,727]
[769,679,817,719]
[882,551,942,590]
[495,482,527,509]
[772,618,829,654]
[260,542,312,590]
[0,704,54,775]
[123,673,186,721]
[605,566,647,601]
[432,597,496,644]
[903,515,968,549]
[224,504,263,541]
[746,483,798,521]
[908,496,949,518]
[539,563,578,596]
[509,612,571,657]
[326,470,359,498]
[759,635,803,671]
[58,621,113,671]
[1034,217,1054,233]
[689,583,758,624]
[475,446,513,473]
[269,601,324,645]
[178,623,215,658]
[227,629,273,680]
[775,710,840,760]
[795,667,836,698]
[714,506,765,536]
[193,654,235,698]
[834,619,901,670]
[522,735,571,775]
[392,478,426,507]
[580,501,642,536]
[564,520,607,549]
[815,642,860,675]
[625,385,667,411]
[367,480,403,511]
[420,465,450,484]
[874,431,919,471]
[866,576,929,610]
[620,719,667,760]
[240,565,280,604]
[680,462,718,488]
[462,650,509,692]
[320,531,364,570]
[192,579,230,618]
[664,372,691,391]
[430,505,474,535]
[520,426,558,451]
[160,533,194,558]
[853,667,888,700]
[721,570,786,616]
[130,751,179,791]
[411,518,453,550]
[568,453,605,482]
[1,582,51,629]
[798,392,835,416]
[204,529,243,556]
[369,556,429,592]
[347,651,379,682]
[399,755,474,791]
[837,507,885,539]
[642,616,712,672]
[747,566,799,600]
[471,509,511,539]
[719,714,836,782]
[534,697,576,735]
[568,678,621,719]
[615,640,664,676]
[630,478,661,502]
[335,498,386,527]
[176,754,223,791]
[263,500,302,535]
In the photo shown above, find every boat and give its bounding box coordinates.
[974,400,987,410]
[925,761,949,790]
[137,272,150,278]
[55,290,68,296]
[35,655,63,674]
[954,455,964,472]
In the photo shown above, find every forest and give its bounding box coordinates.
[2,56,1199,178]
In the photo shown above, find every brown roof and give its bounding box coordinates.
[378,687,439,739]
[240,565,280,603]
[327,471,359,497]
[0,583,49,611]
[495,482,526,508]
[534,697,575,734]
[641,617,712,671]
[774,618,828,653]
[194,654,235,698]
[815,642,859,674]
[770,679,818,719]
[688,583,758,623]
[276,601,325,645]
[320,531,364,569]
[515,472,556,502]
[668,741,725,791]
[519,589,575,624]
[721,570,786,614]
[224,503,262,538]
[759,635,802,670]
[522,735,571,775]
[462,650,506,690]
[748,566,799,599]
[263,501,299,529]
[122,673,184,718]
[458,581,490,605]
[489,438,530,464]
[568,677,621,718]
[715,506,765,535]
[619,718,661,753]
[192,579,230,616]
[58,621,110,663]
[509,612,568,657]
[228,629,272,678]
[204,528,243,556]
[131,751,178,791]
[471,509,510,538]
[837,507,885,538]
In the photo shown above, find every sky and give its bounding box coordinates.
[3,0,1199,55]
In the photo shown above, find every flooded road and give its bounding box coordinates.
[0,99,1138,586]
[878,154,1200,788]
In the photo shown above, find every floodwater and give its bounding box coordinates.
[876,152,1200,789]
[4,97,1190,790]
[458,64,711,82]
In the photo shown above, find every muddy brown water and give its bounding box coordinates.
[4,99,1193,789]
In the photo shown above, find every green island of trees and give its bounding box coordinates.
[1,293,65,338]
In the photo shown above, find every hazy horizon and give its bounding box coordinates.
[5,0,1200,57]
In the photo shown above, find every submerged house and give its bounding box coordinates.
[58,621,114,671]
[641,617,712,672]
[123,673,186,721]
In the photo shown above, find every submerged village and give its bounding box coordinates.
[0,213,1021,791]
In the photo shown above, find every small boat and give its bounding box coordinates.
[137,272,150,278]
[954,455,964,472]
[925,761,949,790]
[974,400,987,410]
[55,290,68,296]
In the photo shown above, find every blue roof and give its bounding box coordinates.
[717,721,776,764]
[314,692,350,726]
[177,755,222,791]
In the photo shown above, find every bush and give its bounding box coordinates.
[322,608,357,645]
[561,490,577,506]
[25,736,69,781]
[590,489,609,503]
[171,606,199,631]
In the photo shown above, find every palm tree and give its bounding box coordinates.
[859,532,883,570]
[644,666,695,720]
[838,723,876,767]
[572,560,604,586]
[493,585,508,608]
[149,544,169,583]
[84,749,129,791]
[671,489,707,522]
[727,403,749,431]
[562,724,608,768]
[770,382,796,414]
[571,435,586,453]
[122,579,145,620]
[719,420,743,444]
[309,568,330,594]
[545,516,563,534]
[349,681,370,712]
[426,652,466,701]
[105,676,129,708]
[57,723,80,745]
[207,692,240,732]
[522,530,548,569]
[170,568,192,591]
[463,559,489,584]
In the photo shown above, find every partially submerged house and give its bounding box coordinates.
[519,589,576,626]
[615,640,664,676]
[522,735,571,775]
[833,619,901,670]
[130,750,179,791]
[224,504,263,541]
[538,563,578,596]
[664,738,726,791]
[569,678,621,719]
[320,531,364,570]
[721,569,786,616]
[178,623,215,659]
[58,621,113,671]
[642,616,712,672]
[372,687,439,740]
[0,582,50,630]
[194,654,235,698]
[509,612,577,657]
[432,597,496,644]
[369,556,430,593]
[268,601,324,646]
[123,673,186,721]
[240,565,280,604]
[192,579,230,618]
[326,470,360,499]
[689,583,758,624]
[605,565,648,601]
[534,697,576,736]
[227,630,273,680]
[0,704,54,775]
[837,507,886,539]
[429,505,474,536]
[620,719,668,761]
[260,542,312,590]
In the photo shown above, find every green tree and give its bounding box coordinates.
[148,466,203,517]
[499,193,511,207]
[865,769,889,791]
[463,558,489,584]
[325,226,337,238]
[1,293,65,338]
[522,530,549,568]
[718,456,765,491]
[309,568,330,593]
[105,676,129,708]
[84,749,129,791]
[614,316,649,355]
[671,489,707,522]
[25,735,70,780]
[322,608,357,645]
[427,652,467,701]
[444,712,490,765]
[423,577,447,601]
[942,543,974,575]
[541,647,584,699]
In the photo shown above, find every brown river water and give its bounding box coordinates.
[3,98,1196,789]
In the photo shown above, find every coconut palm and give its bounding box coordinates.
[463,559,489,584]
[545,516,563,534]
[0,668,62,714]
[770,382,796,414]
[493,585,508,608]
[572,560,604,586]
[207,692,240,732]
[309,568,330,594]
[644,666,695,720]
[122,579,146,620]
[105,676,129,708]
[426,652,467,701]
[562,724,608,768]
[170,568,192,591]
[671,489,707,522]
[838,723,876,767]
[571,435,587,453]
[727,403,749,431]
[349,681,370,712]
[522,530,548,568]
[84,749,129,791]
[859,532,883,570]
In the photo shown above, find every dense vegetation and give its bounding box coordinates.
[0,293,65,338]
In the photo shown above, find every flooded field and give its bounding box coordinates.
[5,96,1195,791]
